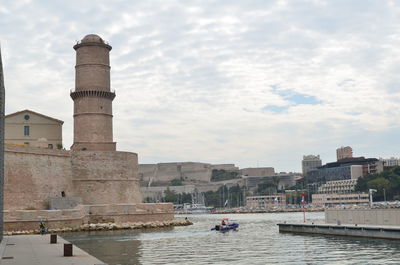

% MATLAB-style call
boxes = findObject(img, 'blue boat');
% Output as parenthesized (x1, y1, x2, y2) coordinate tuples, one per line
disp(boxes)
(211, 218, 239, 232)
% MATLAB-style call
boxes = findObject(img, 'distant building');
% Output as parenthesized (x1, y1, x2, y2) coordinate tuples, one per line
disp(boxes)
(5, 110, 63, 149)
(246, 194, 286, 209)
(302, 155, 322, 175)
(337, 146, 353, 161)
(306, 157, 383, 193)
(312, 193, 369, 207)
(243, 173, 299, 191)
(240, 167, 275, 177)
(380, 157, 400, 169)
(317, 179, 358, 194)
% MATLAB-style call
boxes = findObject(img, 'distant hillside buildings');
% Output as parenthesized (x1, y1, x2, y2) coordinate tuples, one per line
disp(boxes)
(380, 157, 400, 168)
(139, 162, 299, 202)
(302, 155, 322, 175)
(302, 147, 384, 207)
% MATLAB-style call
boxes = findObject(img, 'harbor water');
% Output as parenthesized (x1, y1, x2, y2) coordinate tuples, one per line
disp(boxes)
(63, 212, 400, 265)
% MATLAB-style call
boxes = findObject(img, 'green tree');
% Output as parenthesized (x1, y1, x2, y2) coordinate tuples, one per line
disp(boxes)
(164, 188, 178, 203)
(211, 169, 239, 182)
(356, 166, 400, 201)
(170, 178, 183, 186)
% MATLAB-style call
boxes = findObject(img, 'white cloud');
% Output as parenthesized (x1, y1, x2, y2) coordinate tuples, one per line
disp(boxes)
(2, 0, 400, 171)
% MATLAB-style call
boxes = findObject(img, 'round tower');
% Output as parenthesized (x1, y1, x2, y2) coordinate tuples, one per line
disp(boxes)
(70, 34, 116, 151)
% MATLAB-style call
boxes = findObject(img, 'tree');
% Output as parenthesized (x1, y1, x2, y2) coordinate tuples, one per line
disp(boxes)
(164, 187, 178, 203)
(211, 169, 239, 182)
(356, 166, 400, 201)
(170, 178, 183, 186)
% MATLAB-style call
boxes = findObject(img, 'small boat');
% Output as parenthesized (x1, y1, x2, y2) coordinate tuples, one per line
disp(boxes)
(211, 218, 239, 232)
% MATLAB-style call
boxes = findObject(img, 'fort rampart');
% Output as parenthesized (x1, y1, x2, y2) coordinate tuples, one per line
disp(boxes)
(4, 203, 173, 232)
(4, 145, 172, 231)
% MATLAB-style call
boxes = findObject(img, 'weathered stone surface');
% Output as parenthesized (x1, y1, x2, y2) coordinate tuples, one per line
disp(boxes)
(4, 203, 174, 232)
(71, 34, 115, 151)
(4, 146, 72, 211)
(71, 150, 141, 205)
(49, 197, 81, 210)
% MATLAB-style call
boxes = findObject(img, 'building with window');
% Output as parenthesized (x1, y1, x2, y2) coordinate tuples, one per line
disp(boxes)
(312, 193, 369, 207)
(246, 194, 286, 209)
(317, 179, 358, 194)
(380, 157, 400, 169)
(302, 155, 322, 176)
(336, 146, 353, 161)
(5, 110, 63, 149)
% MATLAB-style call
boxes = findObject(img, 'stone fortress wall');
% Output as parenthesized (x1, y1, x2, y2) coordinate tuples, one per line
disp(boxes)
(4, 145, 143, 210)
(240, 167, 275, 176)
(71, 150, 141, 205)
(4, 145, 172, 231)
(139, 162, 239, 185)
(5, 203, 173, 232)
(5, 145, 73, 211)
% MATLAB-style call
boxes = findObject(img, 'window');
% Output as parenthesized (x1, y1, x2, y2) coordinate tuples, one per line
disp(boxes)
(24, 114, 30, 120)
(24, 126, 30, 136)
(48, 144, 53, 149)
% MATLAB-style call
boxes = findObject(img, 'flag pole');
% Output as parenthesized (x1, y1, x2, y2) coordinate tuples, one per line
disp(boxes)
(301, 193, 306, 223)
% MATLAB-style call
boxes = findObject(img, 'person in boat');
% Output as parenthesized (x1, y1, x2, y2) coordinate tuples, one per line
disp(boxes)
(221, 219, 226, 226)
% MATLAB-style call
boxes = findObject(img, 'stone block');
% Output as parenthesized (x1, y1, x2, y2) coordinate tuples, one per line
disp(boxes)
(49, 197, 81, 210)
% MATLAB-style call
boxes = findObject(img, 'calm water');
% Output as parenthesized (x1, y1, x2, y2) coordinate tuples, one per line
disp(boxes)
(63, 212, 400, 265)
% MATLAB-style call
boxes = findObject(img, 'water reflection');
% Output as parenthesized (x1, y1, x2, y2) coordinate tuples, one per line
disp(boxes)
(63, 230, 144, 265)
(63, 213, 400, 265)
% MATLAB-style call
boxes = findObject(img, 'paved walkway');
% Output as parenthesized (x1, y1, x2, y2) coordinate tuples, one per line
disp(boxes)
(0, 234, 105, 265)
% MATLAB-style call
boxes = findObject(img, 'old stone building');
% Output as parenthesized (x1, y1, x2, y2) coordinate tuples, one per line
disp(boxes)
(5, 109, 63, 149)
(3, 34, 173, 231)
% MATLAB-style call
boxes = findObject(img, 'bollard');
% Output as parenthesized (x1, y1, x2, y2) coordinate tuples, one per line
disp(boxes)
(64, 244, 73, 257)
(50, 234, 57, 244)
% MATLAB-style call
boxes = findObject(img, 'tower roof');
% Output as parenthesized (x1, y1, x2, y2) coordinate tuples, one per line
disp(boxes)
(74, 34, 112, 50)
(81, 34, 105, 44)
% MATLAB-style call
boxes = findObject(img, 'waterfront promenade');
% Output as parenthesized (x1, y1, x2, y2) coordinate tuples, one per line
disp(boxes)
(0, 235, 104, 265)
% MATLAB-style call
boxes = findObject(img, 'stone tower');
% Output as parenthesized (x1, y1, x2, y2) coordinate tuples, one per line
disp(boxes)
(70, 34, 116, 151)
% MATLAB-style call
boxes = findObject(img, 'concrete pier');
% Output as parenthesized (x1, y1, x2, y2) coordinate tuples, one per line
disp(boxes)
(278, 223, 400, 240)
(0, 234, 105, 265)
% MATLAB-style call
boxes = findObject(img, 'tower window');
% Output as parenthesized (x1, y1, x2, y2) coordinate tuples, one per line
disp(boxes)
(24, 126, 30, 136)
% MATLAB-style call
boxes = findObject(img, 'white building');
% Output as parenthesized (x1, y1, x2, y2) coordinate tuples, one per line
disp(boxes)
(380, 157, 400, 167)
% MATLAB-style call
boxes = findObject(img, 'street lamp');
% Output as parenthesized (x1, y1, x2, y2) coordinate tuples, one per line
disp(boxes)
(369, 189, 377, 207)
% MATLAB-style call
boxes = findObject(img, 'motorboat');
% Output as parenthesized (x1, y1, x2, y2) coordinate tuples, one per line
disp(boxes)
(211, 218, 239, 232)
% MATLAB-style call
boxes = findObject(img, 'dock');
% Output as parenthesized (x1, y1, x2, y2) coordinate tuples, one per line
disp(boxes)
(278, 222, 400, 240)
(0, 234, 105, 265)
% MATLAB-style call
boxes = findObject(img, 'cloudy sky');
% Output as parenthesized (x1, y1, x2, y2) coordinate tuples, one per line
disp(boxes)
(1, 0, 400, 172)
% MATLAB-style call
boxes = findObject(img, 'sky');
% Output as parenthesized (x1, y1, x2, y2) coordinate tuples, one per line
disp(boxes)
(1, 0, 400, 172)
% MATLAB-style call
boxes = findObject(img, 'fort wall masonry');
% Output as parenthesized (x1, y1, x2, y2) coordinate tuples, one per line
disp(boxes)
(5, 146, 73, 211)
(72, 151, 141, 205)
(140, 162, 240, 185)
(4, 145, 172, 230)
(4, 146, 144, 210)
(4, 203, 173, 232)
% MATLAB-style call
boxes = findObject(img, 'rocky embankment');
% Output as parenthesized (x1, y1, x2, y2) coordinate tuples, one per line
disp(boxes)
(4, 218, 193, 236)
